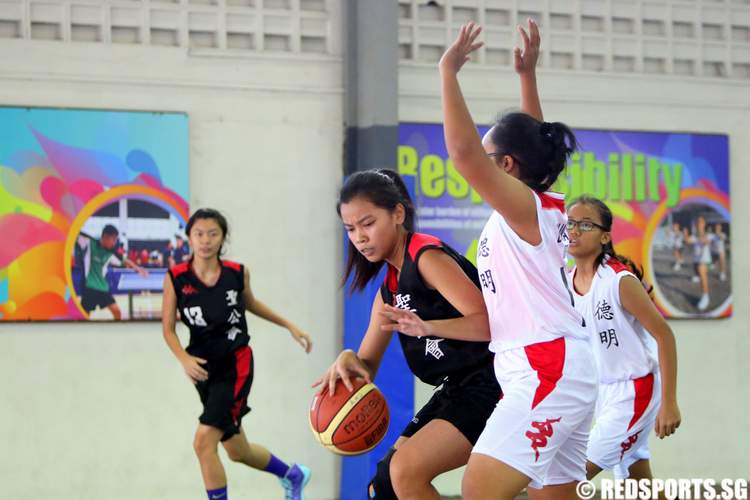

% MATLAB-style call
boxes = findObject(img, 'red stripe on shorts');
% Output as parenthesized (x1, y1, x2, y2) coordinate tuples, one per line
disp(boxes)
(231, 346, 252, 423)
(628, 372, 654, 431)
(524, 337, 566, 409)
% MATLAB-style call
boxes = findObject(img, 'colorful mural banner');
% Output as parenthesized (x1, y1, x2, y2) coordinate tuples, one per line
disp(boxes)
(0, 107, 189, 321)
(398, 123, 731, 319)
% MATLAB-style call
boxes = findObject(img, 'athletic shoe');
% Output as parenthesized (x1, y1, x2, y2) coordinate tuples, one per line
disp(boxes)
(697, 293, 710, 311)
(279, 463, 311, 500)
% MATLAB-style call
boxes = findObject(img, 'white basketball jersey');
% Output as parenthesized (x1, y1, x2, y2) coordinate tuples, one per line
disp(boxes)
(476, 190, 586, 353)
(573, 257, 658, 383)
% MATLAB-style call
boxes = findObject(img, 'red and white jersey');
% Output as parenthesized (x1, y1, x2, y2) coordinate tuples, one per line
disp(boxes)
(476, 190, 586, 353)
(572, 257, 658, 383)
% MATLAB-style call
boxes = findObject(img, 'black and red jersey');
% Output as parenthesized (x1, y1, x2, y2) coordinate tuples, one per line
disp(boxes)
(169, 259, 249, 361)
(380, 232, 493, 386)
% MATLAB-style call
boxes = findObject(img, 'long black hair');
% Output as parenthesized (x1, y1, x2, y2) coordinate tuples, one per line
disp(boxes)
(185, 208, 229, 256)
(568, 196, 649, 289)
(337, 169, 415, 292)
(488, 112, 577, 192)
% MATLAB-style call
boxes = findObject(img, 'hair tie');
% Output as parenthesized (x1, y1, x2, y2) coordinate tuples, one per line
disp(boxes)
(539, 121, 554, 138)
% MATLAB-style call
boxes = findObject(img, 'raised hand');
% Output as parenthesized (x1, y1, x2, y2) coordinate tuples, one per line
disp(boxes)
(514, 18, 541, 75)
(439, 22, 484, 74)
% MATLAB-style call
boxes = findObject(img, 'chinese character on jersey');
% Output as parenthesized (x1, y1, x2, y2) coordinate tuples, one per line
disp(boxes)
(228, 309, 242, 325)
(425, 338, 445, 360)
(478, 237, 490, 257)
(480, 270, 496, 293)
(594, 299, 614, 320)
(599, 328, 619, 348)
(394, 293, 417, 312)
(226, 327, 242, 341)
(225, 290, 239, 307)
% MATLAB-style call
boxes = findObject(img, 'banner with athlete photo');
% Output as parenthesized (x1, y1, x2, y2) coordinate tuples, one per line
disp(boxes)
(398, 123, 730, 319)
(0, 107, 189, 322)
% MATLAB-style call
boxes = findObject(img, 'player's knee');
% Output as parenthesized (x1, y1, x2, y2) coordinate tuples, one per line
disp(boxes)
(224, 445, 244, 463)
(461, 466, 484, 500)
(193, 431, 218, 460)
(390, 448, 427, 494)
(367, 448, 397, 500)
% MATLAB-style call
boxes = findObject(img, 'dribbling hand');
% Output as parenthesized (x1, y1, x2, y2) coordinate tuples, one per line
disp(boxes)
(312, 350, 372, 397)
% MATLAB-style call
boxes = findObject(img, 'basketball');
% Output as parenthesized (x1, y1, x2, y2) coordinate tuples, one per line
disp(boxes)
(309, 378, 389, 455)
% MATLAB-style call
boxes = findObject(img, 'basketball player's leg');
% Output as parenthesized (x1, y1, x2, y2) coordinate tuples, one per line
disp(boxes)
(586, 461, 603, 480)
(193, 424, 227, 490)
(462, 453, 531, 500)
(698, 263, 709, 294)
(628, 459, 653, 479)
(222, 427, 308, 486)
(222, 428, 271, 469)
(390, 419, 473, 499)
(527, 482, 580, 500)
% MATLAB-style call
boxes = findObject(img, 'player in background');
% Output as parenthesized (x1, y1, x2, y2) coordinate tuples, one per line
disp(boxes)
(566, 196, 681, 480)
(162, 208, 313, 500)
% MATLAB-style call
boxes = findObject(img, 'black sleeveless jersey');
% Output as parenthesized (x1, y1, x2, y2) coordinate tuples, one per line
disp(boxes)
(379, 232, 494, 386)
(169, 259, 250, 361)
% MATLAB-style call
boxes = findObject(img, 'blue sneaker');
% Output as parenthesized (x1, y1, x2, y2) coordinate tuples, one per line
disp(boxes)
(279, 463, 311, 500)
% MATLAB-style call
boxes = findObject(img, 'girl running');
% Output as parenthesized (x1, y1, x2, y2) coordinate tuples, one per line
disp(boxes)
(161, 208, 313, 500)
(668, 223, 684, 271)
(687, 216, 712, 311)
(566, 196, 681, 480)
(439, 20, 598, 499)
(711, 223, 728, 282)
(314, 169, 501, 500)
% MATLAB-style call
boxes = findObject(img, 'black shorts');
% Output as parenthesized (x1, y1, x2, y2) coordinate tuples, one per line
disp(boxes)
(194, 345, 254, 441)
(401, 362, 501, 445)
(81, 287, 115, 312)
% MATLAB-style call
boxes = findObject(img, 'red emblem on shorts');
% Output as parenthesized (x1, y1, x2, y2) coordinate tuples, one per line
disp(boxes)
(620, 431, 641, 460)
(182, 284, 198, 295)
(526, 417, 562, 462)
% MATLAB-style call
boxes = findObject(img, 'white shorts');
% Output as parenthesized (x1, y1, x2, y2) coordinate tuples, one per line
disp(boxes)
(472, 337, 598, 489)
(587, 372, 661, 479)
(694, 245, 712, 265)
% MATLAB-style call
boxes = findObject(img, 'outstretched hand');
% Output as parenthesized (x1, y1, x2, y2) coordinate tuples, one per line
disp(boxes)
(289, 325, 312, 353)
(439, 22, 483, 74)
(379, 304, 432, 338)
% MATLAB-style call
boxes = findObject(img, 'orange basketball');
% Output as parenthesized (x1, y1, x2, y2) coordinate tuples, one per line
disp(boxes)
(309, 378, 390, 455)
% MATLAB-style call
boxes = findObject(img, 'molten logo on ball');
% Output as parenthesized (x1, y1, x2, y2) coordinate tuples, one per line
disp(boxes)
(309, 379, 390, 455)
(343, 398, 381, 435)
